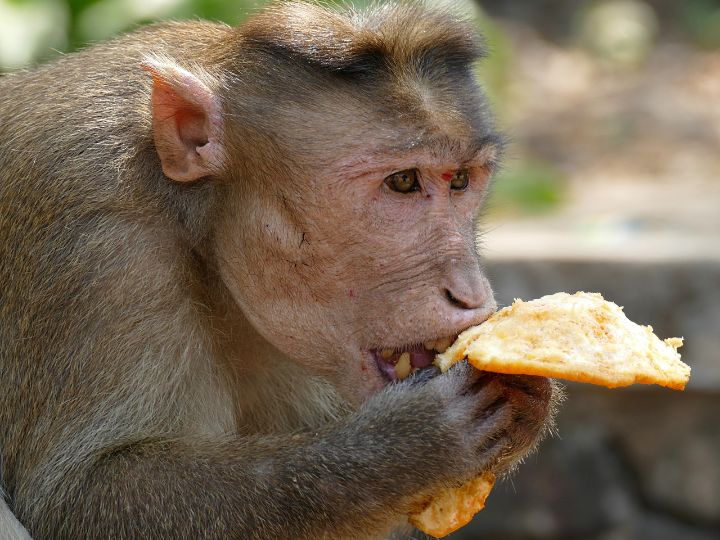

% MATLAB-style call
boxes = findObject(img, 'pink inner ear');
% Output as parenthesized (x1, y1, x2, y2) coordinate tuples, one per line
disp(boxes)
(142, 60, 224, 182)
(151, 76, 208, 146)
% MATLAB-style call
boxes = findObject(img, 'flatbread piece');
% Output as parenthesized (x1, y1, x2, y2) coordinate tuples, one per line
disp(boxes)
(411, 291, 690, 539)
(409, 472, 495, 538)
(435, 291, 689, 390)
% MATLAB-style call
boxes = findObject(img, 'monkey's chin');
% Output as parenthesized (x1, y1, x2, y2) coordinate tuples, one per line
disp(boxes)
(330, 351, 384, 406)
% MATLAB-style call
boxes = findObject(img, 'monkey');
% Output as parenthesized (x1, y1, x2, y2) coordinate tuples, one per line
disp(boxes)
(0, 2, 558, 539)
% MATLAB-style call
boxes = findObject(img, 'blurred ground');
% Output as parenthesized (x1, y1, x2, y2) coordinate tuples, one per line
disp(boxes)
(481, 3, 720, 263)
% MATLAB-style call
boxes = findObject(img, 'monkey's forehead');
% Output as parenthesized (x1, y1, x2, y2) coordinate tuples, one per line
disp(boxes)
(225, 80, 499, 175)
(225, 79, 499, 174)
(218, 2, 498, 167)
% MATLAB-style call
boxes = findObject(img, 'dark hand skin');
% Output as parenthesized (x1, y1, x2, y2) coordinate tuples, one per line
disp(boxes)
(0, 3, 558, 539)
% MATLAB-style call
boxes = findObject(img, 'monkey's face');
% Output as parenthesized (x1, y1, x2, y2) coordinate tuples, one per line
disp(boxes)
(214, 129, 501, 405)
(210, 53, 507, 404)
(325, 149, 500, 404)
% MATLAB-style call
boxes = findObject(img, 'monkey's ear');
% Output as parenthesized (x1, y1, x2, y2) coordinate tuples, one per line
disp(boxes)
(141, 57, 225, 183)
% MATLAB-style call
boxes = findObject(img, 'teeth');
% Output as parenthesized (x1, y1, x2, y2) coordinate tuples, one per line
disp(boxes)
(423, 340, 436, 350)
(395, 352, 411, 380)
(434, 337, 452, 353)
(380, 348, 394, 359)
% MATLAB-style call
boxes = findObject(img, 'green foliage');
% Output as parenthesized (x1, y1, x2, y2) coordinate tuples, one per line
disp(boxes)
(488, 161, 566, 216)
(474, 7, 513, 117)
(0, 0, 268, 67)
(682, 0, 720, 49)
(70, 0, 260, 47)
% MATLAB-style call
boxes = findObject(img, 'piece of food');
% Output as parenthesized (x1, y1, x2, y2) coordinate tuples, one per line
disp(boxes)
(409, 472, 495, 538)
(436, 291, 689, 390)
(410, 291, 690, 538)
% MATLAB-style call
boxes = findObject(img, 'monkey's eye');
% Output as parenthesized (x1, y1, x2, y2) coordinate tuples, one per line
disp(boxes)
(450, 170, 470, 191)
(385, 169, 420, 194)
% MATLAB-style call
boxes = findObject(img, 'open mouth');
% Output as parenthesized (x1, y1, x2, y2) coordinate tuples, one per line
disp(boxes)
(370, 336, 456, 381)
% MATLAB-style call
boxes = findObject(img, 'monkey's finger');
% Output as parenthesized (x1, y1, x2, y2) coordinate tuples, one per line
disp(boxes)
(409, 365, 440, 385)
(443, 360, 483, 392)
(496, 374, 554, 401)
(475, 434, 512, 473)
(469, 377, 510, 417)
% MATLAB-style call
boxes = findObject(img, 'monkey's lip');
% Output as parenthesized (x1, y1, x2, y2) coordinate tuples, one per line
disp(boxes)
(370, 336, 457, 382)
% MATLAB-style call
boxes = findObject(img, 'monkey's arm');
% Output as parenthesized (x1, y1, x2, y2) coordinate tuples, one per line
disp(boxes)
(16, 366, 533, 540)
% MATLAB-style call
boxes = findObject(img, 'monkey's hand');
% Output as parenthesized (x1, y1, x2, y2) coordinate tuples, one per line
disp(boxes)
(251, 361, 556, 537)
(338, 361, 556, 516)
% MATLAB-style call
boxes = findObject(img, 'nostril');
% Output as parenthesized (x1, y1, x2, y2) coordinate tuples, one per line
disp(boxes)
(445, 288, 473, 310)
(443, 268, 493, 311)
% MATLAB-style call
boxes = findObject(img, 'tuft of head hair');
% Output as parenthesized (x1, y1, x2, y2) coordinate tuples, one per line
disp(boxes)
(236, 1, 485, 79)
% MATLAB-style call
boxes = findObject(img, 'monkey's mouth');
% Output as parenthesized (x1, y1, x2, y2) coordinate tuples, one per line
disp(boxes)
(371, 336, 456, 381)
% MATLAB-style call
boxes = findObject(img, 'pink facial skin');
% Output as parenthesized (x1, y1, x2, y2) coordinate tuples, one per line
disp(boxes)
(216, 140, 499, 405)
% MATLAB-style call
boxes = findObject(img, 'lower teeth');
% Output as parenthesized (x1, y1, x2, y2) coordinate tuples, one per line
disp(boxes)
(395, 352, 412, 379)
(377, 335, 455, 381)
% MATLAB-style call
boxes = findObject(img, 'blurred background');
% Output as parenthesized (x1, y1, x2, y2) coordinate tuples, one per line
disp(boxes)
(1, 0, 718, 538)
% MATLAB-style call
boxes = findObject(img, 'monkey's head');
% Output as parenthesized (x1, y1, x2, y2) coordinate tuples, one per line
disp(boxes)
(146, 3, 502, 405)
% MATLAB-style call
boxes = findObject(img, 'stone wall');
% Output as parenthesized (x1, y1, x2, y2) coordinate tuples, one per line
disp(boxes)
(447, 259, 720, 540)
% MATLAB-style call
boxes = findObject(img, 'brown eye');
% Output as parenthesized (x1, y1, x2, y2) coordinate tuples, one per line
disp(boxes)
(450, 170, 469, 191)
(385, 169, 420, 193)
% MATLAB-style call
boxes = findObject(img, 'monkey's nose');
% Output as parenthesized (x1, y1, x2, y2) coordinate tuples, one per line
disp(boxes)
(443, 269, 492, 310)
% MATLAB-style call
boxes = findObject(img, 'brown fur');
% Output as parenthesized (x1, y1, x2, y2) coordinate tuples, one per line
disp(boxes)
(0, 2, 557, 539)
